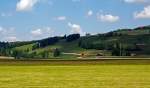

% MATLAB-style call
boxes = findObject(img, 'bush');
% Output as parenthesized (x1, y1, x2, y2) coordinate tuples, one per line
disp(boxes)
(53, 48, 60, 57)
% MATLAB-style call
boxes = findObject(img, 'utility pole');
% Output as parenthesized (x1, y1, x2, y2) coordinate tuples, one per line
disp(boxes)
(120, 43, 122, 56)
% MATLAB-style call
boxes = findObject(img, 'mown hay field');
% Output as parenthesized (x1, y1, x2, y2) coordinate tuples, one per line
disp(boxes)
(0, 59, 150, 88)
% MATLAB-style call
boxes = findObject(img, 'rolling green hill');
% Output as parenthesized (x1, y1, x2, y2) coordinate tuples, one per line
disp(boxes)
(1, 25, 150, 59)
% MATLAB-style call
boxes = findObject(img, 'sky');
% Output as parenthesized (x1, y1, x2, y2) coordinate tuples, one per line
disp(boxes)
(0, 0, 150, 42)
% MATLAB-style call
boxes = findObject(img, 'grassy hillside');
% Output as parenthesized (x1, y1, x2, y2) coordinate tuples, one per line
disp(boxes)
(5, 25, 150, 59)
(13, 39, 102, 59)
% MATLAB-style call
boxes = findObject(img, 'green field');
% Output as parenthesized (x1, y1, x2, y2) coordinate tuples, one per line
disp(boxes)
(0, 59, 150, 88)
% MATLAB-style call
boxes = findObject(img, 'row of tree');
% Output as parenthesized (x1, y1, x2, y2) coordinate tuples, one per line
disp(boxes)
(33, 34, 80, 49)
(11, 48, 61, 59)
(78, 36, 142, 56)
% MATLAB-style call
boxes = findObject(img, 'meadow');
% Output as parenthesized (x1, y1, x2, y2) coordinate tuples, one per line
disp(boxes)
(0, 59, 150, 88)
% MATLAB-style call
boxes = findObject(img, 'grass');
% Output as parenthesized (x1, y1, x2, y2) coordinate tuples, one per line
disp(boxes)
(14, 43, 35, 51)
(13, 39, 112, 59)
(0, 59, 150, 87)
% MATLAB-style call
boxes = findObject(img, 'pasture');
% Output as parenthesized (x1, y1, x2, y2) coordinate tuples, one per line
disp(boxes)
(0, 59, 150, 88)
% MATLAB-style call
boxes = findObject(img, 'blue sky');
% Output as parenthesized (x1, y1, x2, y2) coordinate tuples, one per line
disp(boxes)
(0, 0, 150, 42)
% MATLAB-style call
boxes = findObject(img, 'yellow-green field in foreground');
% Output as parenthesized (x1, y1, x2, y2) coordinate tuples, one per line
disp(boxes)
(0, 59, 150, 88)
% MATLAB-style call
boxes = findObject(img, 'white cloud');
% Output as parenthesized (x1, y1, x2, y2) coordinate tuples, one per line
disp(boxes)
(0, 26, 17, 42)
(16, 0, 39, 11)
(55, 16, 66, 21)
(124, 0, 148, 3)
(31, 29, 42, 36)
(1, 12, 12, 17)
(0, 27, 4, 33)
(134, 5, 150, 19)
(45, 27, 54, 35)
(68, 22, 85, 35)
(0, 26, 7, 35)
(97, 14, 120, 23)
(5, 36, 17, 42)
(0, 26, 15, 35)
(30, 27, 54, 39)
(87, 10, 93, 17)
